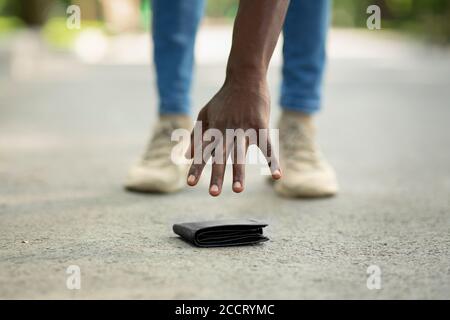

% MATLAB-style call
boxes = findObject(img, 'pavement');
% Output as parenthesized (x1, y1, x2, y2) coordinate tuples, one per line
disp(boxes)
(0, 28, 449, 299)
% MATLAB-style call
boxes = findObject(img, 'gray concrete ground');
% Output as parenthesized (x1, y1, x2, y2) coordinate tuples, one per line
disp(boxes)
(1, 30, 450, 299)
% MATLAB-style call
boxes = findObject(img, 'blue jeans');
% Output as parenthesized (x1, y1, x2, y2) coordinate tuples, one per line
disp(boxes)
(152, 0, 330, 115)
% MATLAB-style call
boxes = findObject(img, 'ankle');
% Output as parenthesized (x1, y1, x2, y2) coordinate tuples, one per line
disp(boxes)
(282, 110, 314, 121)
(158, 114, 192, 129)
(159, 113, 191, 121)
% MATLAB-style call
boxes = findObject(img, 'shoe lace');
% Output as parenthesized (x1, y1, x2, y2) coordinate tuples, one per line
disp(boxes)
(281, 118, 319, 164)
(143, 121, 178, 162)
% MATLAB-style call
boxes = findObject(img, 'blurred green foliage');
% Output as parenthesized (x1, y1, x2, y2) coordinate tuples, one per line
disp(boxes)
(0, 16, 23, 34)
(0, 0, 449, 43)
(205, 0, 450, 43)
(332, 0, 450, 43)
(206, 0, 239, 19)
(41, 17, 104, 48)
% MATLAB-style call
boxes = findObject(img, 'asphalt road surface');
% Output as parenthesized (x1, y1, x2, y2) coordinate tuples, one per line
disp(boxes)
(1, 31, 449, 299)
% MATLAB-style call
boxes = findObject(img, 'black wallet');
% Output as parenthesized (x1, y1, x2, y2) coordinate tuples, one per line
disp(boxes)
(173, 219, 269, 247)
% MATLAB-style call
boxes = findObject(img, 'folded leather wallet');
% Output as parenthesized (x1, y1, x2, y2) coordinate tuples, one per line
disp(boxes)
(173, 219, 269, 247)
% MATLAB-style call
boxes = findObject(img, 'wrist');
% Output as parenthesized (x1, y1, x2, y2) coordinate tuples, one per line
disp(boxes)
(225, 65, 267, 89)
(222, 72, 270, 106)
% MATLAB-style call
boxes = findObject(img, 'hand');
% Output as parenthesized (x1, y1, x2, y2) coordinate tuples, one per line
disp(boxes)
(185, 81, 282, 196)
(184, 0, 289, 196)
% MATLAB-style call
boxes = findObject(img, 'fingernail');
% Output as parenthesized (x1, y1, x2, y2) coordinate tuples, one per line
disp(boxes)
(187, 175, 196, 184)
(210, 185, 219, 193)
(233, 181, 242, 190)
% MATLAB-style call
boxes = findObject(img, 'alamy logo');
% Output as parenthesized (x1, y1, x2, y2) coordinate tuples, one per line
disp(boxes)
(66, 5, 81, 30)
(366, 265, 382, 290)
(66, 265, 81, 290)
(366, 5, 381, 30)
(170, 123, 279, 175)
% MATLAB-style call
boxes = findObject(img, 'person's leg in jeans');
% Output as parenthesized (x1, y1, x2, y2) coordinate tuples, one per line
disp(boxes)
(153, 0, 205, 115)
(126, 0, 205, 193)
(275, 0, 338, 197)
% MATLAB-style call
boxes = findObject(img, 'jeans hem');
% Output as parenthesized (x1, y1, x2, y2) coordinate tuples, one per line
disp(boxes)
(159, 102, 191, 115)
(280, 97, 321, 115)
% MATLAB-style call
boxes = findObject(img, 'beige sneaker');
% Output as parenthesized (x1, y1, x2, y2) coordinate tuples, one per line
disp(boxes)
(125, 115, 192, 193)
(274, 111, 338, 198)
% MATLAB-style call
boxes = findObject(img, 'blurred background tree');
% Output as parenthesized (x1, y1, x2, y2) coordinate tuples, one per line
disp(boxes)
(332, 0, 450, 43)
(0, 0, 449, 43)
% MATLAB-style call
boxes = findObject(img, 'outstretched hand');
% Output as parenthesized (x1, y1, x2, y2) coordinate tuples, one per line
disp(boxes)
(185, 81, 281, 196)
(185, 0, 289, 196)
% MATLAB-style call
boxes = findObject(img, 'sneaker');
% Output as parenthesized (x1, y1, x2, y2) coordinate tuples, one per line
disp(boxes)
(125, 115, 192, 193)
(274, 110, 338, 198)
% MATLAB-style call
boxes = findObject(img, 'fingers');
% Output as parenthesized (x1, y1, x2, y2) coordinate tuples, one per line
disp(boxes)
(187, 124, 280, 194)
(187, 162, 206, 186)
(209, 139, 233, 196)
(232, 136, 247, 193)
(185, 121, 202, 159)
(185, 130, 195, 159)
(186, 140, 213, 186)
(259, 134, 282, 180)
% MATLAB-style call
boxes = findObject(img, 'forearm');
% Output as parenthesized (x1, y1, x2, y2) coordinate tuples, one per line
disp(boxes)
(225, 0, 290, 85)
(187, 1, 286, 195)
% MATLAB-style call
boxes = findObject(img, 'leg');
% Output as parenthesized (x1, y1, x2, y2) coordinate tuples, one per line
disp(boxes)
(125, 0, 204, 193)
(275, 0, 338, 198)
(152, 0, 205, 115)
(280, 0, 331, 114)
